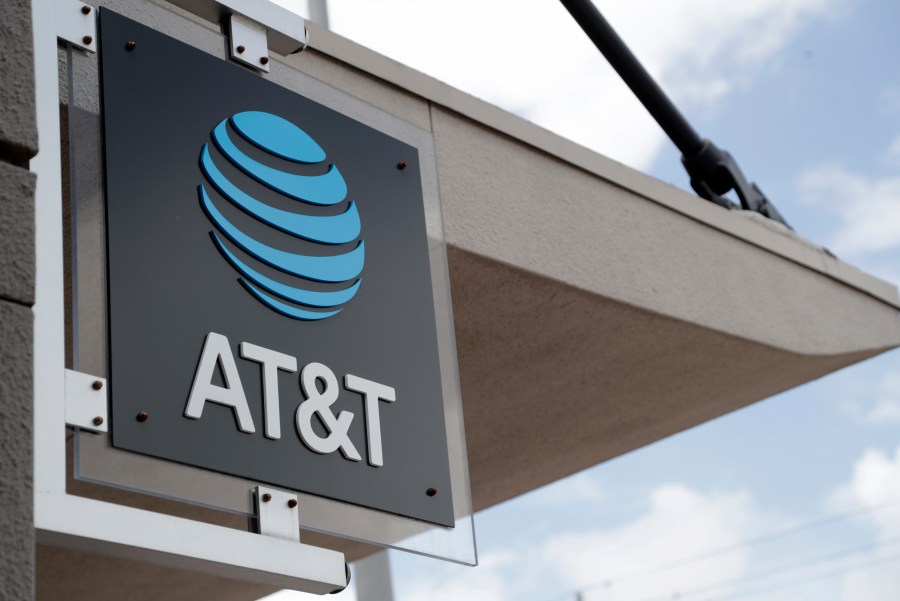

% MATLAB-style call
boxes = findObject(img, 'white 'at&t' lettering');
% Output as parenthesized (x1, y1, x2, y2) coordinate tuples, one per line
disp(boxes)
(184, 332, 396, 467)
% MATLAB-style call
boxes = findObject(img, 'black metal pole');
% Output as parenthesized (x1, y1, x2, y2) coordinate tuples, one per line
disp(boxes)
(558, 0, 792, 228)
(558, 0, 704, 157)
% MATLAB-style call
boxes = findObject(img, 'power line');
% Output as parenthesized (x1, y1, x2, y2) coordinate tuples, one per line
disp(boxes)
(636, 534, 900, 601)
(702, 550, 900, 601)
(549, 496, 900, 600)
(538, 496, 900, 601)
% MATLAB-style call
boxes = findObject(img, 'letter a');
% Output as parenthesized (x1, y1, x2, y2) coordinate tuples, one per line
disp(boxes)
(184, 332, 256, 433)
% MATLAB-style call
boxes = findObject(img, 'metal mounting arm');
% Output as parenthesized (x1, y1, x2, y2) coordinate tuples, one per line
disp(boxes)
(682, 138, 791, 226)
(558, 0, 791, 229)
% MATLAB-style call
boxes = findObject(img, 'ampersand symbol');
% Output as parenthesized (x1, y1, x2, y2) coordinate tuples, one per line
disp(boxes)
(295, 362, 362, 461)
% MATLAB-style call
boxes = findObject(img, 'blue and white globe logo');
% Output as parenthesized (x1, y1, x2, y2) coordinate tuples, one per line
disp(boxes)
(198, 111, 363, 320)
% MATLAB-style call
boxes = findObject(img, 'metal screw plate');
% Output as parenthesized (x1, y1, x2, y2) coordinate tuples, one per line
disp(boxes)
(64, 370, 108, 433)
(228, 13, 270, 73)
(55, 0, 97, 53)
(254, 486, 301, 542)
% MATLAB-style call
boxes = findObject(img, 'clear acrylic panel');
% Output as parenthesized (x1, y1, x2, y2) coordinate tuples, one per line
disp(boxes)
(66, 0, 475, 565)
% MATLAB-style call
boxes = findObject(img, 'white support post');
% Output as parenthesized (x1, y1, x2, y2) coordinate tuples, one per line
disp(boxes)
(307, 0, 329, 28)
(354, 550, 395, 601)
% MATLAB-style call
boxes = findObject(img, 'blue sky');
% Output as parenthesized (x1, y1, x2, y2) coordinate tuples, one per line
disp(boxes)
(266, 1, 900, 599)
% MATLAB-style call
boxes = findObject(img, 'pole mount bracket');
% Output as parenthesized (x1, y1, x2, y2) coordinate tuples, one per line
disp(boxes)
(682, 139, 792, 229)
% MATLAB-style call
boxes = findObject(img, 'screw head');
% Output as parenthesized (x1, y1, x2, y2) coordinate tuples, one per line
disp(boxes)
(82, 35, 93, 45)
(287, 498, 298, 509)
(136, 411, 149, 422)
(426, 487, 438, 497)
(396, 161, 408, 170)
(92, 416, 104, 427)
(236, 45, 245, 54)
(91, 380, 103, 390)
(125, 40, 136, 51)
(260, 56, 269, 65)
(261, 493, 272, 503)
(81, 5, 91, 14)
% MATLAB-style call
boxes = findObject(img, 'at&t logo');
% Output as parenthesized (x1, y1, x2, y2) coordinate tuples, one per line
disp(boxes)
(198, 111, 363, 320)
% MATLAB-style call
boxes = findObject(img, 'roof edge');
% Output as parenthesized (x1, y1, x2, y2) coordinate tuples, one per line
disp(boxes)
(303, 22, 900, 310)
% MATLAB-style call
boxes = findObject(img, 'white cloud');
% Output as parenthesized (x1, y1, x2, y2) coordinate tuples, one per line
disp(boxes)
(829, 446, 900, 601)
(840, 447, 900, 525)
(387, 484, 778, 601)
(399, 550, 515, 601)
(519, 469, 605, 508)
(826, 446, 900, 538)
(861, 368, 900, 425)
(541, 484, 766, 600)
(865, 399, 900, 424)
(839, 363, 900, 426)
(324, 0, 835, 171)
(797, 165, 900, 257)
(841, 565, 900, 601)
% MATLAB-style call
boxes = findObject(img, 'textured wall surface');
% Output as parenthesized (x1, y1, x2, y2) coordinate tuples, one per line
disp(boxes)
(0, 0, 37, 600)
(0, 303, 34, 601)
(0, 0, 38, 165)
(0, 163, 36, 306)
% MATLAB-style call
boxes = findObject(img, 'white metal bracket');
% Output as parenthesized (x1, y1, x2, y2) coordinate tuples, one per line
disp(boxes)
(55, 0, 97, 53)
(64, 369, 107, 433)
(165, 0, 308, 56)
(229, 13, 270, 73)
(255, 486, 301, 542)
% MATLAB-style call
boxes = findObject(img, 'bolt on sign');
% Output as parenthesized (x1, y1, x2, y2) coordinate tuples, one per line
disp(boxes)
(100, 10, 454, 526)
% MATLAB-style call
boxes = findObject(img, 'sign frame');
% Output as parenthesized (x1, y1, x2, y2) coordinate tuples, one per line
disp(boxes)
(99, 9, 456, 527)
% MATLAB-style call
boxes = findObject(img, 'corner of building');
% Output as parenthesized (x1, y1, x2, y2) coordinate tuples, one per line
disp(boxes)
(0, 1, 38, 599)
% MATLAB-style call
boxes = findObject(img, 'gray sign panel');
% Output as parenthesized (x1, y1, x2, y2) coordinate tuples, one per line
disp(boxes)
(100, 9, 453, 526)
